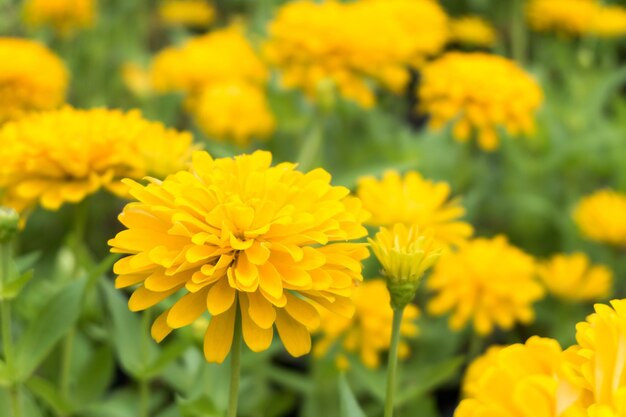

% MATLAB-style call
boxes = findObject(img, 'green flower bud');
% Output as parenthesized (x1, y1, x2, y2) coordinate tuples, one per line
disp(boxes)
(0, 207, 19, 243)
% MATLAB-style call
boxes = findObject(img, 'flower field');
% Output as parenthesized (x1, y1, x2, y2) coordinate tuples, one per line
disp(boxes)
(1, 0, 626, 416)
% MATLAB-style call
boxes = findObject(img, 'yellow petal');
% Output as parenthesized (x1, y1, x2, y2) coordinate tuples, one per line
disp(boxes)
(240, 295, 273, 352)
(128, 285, 180, 311)
(246, 290, 276, 329)
(275, 309, 311, 357)
(167, 288, 209, 328)
(284, 293, 320, 330)
(152, 309, 173, 342)
(207, 278, 236, 315)
(204, 302, 236, 363)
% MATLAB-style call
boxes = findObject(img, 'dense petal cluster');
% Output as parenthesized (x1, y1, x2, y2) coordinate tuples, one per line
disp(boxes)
(418, 52, 543, 151)
(573, 189, 626, 247)
(158, 0, 216, 28)
(449, 16, 497, 47)
(0, 107, 194, 213)
(23, 0, 96, 36)
(538, 252, 612, 302)
(109, 150, 370, 363)
(357, 170, 473, 248)
(427, 236, 543, 335)
(264, 0, 448, 107)
(314, 279, 418, 369)
(0, 38, 68, 124)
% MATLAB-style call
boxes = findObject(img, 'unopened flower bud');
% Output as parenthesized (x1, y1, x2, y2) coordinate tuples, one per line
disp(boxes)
(0, 207, 19, 243)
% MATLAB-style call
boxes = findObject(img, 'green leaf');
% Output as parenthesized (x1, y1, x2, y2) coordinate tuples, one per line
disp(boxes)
(262, 364, 313, 394)
(395, 356, 465, 407)
(177, 394, 221, 417)
(143, 339, 191, 379)
(73, 344, 115, 406)
(14, 251, 41, 274)
(339, 373, 366, 417)
(0, 269, 34, 300)
(26, 375, 73, 415)
(14, 279, 86, 381)
(0, 360, 10, 387)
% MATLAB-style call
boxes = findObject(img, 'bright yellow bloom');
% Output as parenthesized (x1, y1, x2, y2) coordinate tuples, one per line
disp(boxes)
(158, 0, 216, 28)
(0, 107, 194, 213)
(573, 189, 626, 247)
(314, 279, 419, 369)
(357, 170, 473, 248)
(449, 16, 497, 47)
(590, 5, 626, 38)
(264, 0, 448, 108)
(191, 81, 275, 146)
(526, 0, 597, 35)
(108, 150, 370, 363)
(0, 38, 68, 124)
(418, 52, 543, 151)
(120, 62, 153, 98)
(538, 252, 612, 302)
(427, 236, 543, 335)
(23, 0, 96, 36)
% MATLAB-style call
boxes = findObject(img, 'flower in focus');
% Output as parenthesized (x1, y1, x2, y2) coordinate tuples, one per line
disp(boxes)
(538, 252, 612, 302)
(0, 107, 194, 213)
(314, 279, 419, 369)
(418, 52, 543, 151)
(590, 5, 626, 38)
(573, 189, 626, 247)
(158, 0, 216, 29)
(357, 170, 473, 248)
(448, 16, 497, 48)
(109, 150, 370, 363)
(427, 236, 542, 335)
(191, 81, 275, 146)
(0, 38, 68, 124)
(23, 0, 96, 36)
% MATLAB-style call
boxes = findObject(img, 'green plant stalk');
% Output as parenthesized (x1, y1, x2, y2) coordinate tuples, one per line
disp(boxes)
(1, 242, 21, 417)
(139, 310, 152, 417)
(226, 306, 242, 417)
(511, 0, 527, 64)
(384, 307, 404, 417)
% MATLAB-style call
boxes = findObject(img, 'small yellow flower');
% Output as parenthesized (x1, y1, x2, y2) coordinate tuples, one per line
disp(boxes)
(314, 279, 419, 369)
(590, 5, 626, 38)
(449, 16, 497, 47)
(526, 0, 598, 35)
(418, 52, 543, 151)
(538, 252, 612, 302)
(120, 62, 153, 98)
(109, 150, 370, 363)
(427, 236, 543, 335)
(357, 170, 473, 248)
(573, 189, 626, 247)
(158, 0, 216, 29)
(23, 0, 96, 36)
(0, 38, 68, 124)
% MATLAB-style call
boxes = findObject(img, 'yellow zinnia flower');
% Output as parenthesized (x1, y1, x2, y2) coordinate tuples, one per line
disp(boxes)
(108, 150, 370, 363)
(418, 52, 543, 151)
(538, 252, 612, 302)
(23, 0, 96, 36)
(158, 0, 216, 29)
(573, 189, 626, 247)
(427, 236, 543, 335)
(449, 16, 497, 47)
(0, 107, 194, 213)
(357, 170, 473, 248)
(0, 38, 68, 124)
(590, 5, 626, 38)
(314, 279, 419, 369)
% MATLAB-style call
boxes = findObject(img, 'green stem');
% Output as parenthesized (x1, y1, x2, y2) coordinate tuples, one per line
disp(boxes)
(139, 310, 152, 417)
(139, 378, 149, 417)
(59, 329, 75, 405)
(1, 242, 20, 417)
(296, 122, 324, 173)
(384, 307, 404, 417)
(467, 332, 484, 362)
(226, 305, 242, 417)
(511, 0, 527, 64)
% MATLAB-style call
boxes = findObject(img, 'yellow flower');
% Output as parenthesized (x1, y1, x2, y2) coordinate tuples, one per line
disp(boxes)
(190, 81, 275, 146)
(158, 0, 216, 29)
(573, 189, 626, 247)
(120, 62, 153, 98)
(538, 252, 612, 302)
(0, 38, 68, 124)
(418, 52, 543, 151)
(0, 107, 194, 213)
(264, 0, 447, 108)
(108, 150, 370, 363)
(314, 279, 419, 369)
(590, 5, 626, 38)
(356, 170, 473, 248)
(449, 16, 497, 47)
(23, 0, 96, 36)
(427, 236, 543, 335)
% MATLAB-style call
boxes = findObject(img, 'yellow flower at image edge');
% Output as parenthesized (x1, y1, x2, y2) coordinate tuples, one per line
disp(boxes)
(23, 0, 96, 35)
(574, 189, 626, 246)
(109, 150, 370, 363)
(449, 16, 497, 47)
(158, 0, 216, 29)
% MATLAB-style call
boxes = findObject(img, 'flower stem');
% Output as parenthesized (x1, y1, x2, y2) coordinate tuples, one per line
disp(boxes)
(511, 0, 527, 64)
(384, 307, 404, 417)
(139, 310, 152, 417)
(226, 306, 242, 417)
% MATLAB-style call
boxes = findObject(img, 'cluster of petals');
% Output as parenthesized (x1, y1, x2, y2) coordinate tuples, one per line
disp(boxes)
(418, 52, 543, 151)
(157, 0, 216, 29)
(109, 150, 370, 363)
(22, 0, 96, 36)
(448, 16, 497, 48)
(573, 189, 626, 247)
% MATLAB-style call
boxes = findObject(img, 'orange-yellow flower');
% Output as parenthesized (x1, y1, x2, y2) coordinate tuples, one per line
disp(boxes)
(109, 150, 370, 363)
(23, 0, 96, 36)
(158, 0, 216, 29)
(573, 189, 626, 247)
(449, 16, 497, 47)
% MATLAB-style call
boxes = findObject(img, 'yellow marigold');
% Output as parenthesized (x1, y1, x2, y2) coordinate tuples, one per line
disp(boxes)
(449, 16, 497, 47)
(590, 5, 626, 38)
(0, 107, 194, 213)
(264, 0, 448, 108)
(356, 170, 473, 248)
(456, 336, 583, 417)
(427, 236, 543, 335)
(538, 252, 612, 302)
(158, 0, 216, 28)
(314, 279, 419, 369)
(108, 150, 370, 363)
(191, 81, 275, 146)
(0, 38, 68, 124)
(526, 0, 598, 36)
(573, 189, 626, 247)
(418, 52, 543, 151)
(23, 0, 96, 36)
